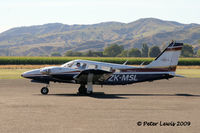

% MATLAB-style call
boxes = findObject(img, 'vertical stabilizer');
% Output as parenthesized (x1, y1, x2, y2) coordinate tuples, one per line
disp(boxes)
(145, 41, 183, 72)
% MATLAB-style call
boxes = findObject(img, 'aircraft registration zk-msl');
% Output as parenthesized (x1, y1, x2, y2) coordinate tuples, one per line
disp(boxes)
(21, 41, 183, 95)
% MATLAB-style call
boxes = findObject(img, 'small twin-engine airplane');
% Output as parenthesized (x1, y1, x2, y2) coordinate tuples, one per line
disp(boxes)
(21, 41, 183, 95)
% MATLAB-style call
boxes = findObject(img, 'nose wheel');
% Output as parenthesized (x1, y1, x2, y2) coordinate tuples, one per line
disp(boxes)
(41, 87, 49, 95)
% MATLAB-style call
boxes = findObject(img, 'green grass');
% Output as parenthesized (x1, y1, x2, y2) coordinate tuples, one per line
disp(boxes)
(0, 68, 199, 79)
(176, 69, 200, 78)
(0, 69, 30, 79)
(0, 57, 200, 65)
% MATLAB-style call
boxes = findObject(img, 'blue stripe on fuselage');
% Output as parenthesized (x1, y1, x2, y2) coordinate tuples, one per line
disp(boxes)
(103, 73, 172, 85)
(26, 73, 173, 85)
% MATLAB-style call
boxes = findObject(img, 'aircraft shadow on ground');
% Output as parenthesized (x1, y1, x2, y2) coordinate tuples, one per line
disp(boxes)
(46, 93, 200, 99)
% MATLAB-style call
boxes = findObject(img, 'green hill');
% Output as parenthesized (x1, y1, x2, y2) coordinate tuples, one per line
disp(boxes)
(0, 18, 200, 56)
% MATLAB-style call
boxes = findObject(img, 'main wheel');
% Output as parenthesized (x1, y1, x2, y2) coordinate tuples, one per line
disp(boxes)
(41, 87, 49, 95)
(78, 85, 87, 94)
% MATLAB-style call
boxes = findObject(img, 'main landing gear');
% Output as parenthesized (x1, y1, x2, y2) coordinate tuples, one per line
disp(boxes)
(78, 84, 93, 95)
(41, 84, 49, 95)
(78, 73, 94, 95)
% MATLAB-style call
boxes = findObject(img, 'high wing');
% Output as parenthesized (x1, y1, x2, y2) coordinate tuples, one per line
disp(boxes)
(74, 69, 113, 84)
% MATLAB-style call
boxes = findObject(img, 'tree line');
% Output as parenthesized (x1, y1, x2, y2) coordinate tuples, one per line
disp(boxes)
(51, 43, 199, 57)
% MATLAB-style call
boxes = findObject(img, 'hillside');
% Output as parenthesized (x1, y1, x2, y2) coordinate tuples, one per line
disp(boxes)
(0, 18, 200, 56)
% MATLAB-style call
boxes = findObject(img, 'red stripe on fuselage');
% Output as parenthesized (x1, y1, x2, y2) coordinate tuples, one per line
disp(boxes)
(166, 47, 182, 51)
(61, 71, 81, 74)
(120, 66, 176, 72)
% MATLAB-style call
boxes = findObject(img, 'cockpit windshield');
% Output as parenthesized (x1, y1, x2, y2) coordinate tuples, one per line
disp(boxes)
(61, 61, 74, 68)
(61, 61, 87, 70)
(61, 60, 118, 71)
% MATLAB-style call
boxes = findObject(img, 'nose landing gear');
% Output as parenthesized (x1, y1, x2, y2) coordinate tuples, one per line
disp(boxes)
(41, 84, 50, 95)
(41, 87, 49, 95)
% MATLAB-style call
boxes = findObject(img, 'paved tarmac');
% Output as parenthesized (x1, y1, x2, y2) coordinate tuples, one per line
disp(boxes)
(0, 78, 200, 133)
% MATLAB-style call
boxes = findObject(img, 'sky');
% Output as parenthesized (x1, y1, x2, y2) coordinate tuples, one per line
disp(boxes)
(0, 0, 200, 33)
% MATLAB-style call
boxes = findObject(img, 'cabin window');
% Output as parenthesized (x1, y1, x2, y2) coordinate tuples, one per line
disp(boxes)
(88, 64, 96, 69)
(70, 62, 88, 69)
(101, 66, 110, 71)
(81, 63, 87, 69)
(115, 69, 121, 73)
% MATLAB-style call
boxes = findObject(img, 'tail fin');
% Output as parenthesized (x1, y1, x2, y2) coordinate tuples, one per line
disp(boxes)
(145, 41, 183, 72)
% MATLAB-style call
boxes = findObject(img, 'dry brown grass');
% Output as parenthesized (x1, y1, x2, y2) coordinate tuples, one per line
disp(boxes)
(177, 66, 200, 69)
(0, 65, 58, 69)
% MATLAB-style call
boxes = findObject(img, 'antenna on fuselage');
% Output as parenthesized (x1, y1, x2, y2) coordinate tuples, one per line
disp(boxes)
(123, 60, 128, 65)
(140, 61, 145, 66)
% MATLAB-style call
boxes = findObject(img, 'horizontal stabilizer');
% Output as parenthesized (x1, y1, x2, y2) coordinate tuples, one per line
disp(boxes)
(174, 74, 185, 78)
(169, 73, 185, 78)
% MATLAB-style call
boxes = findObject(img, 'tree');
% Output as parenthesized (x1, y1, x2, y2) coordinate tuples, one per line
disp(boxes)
(92, 51, 103, 57)
(181, 44, 194, 57)
(118, 48, 141, 57)
(197, 49, 200, 57)
(64, 50, 82, 56)
(83, 50, 103, 57)
(103, 44, 124, 57)
(127, 48, 141, 57)
(118, 50, 128, 57)
(73, 52, 82, 56)
(84, 50, 94, 57)
(141, 43, 149, 57)
(51, 52, 61, 56)
(64, 50, 73, 56)
(149, 46, 161, 57)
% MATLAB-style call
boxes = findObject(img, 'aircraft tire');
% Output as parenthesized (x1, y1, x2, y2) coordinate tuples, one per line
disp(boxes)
(86, 91, 93, 95)
(78, 85, 87, 94)
(41, 87, 49, 95)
